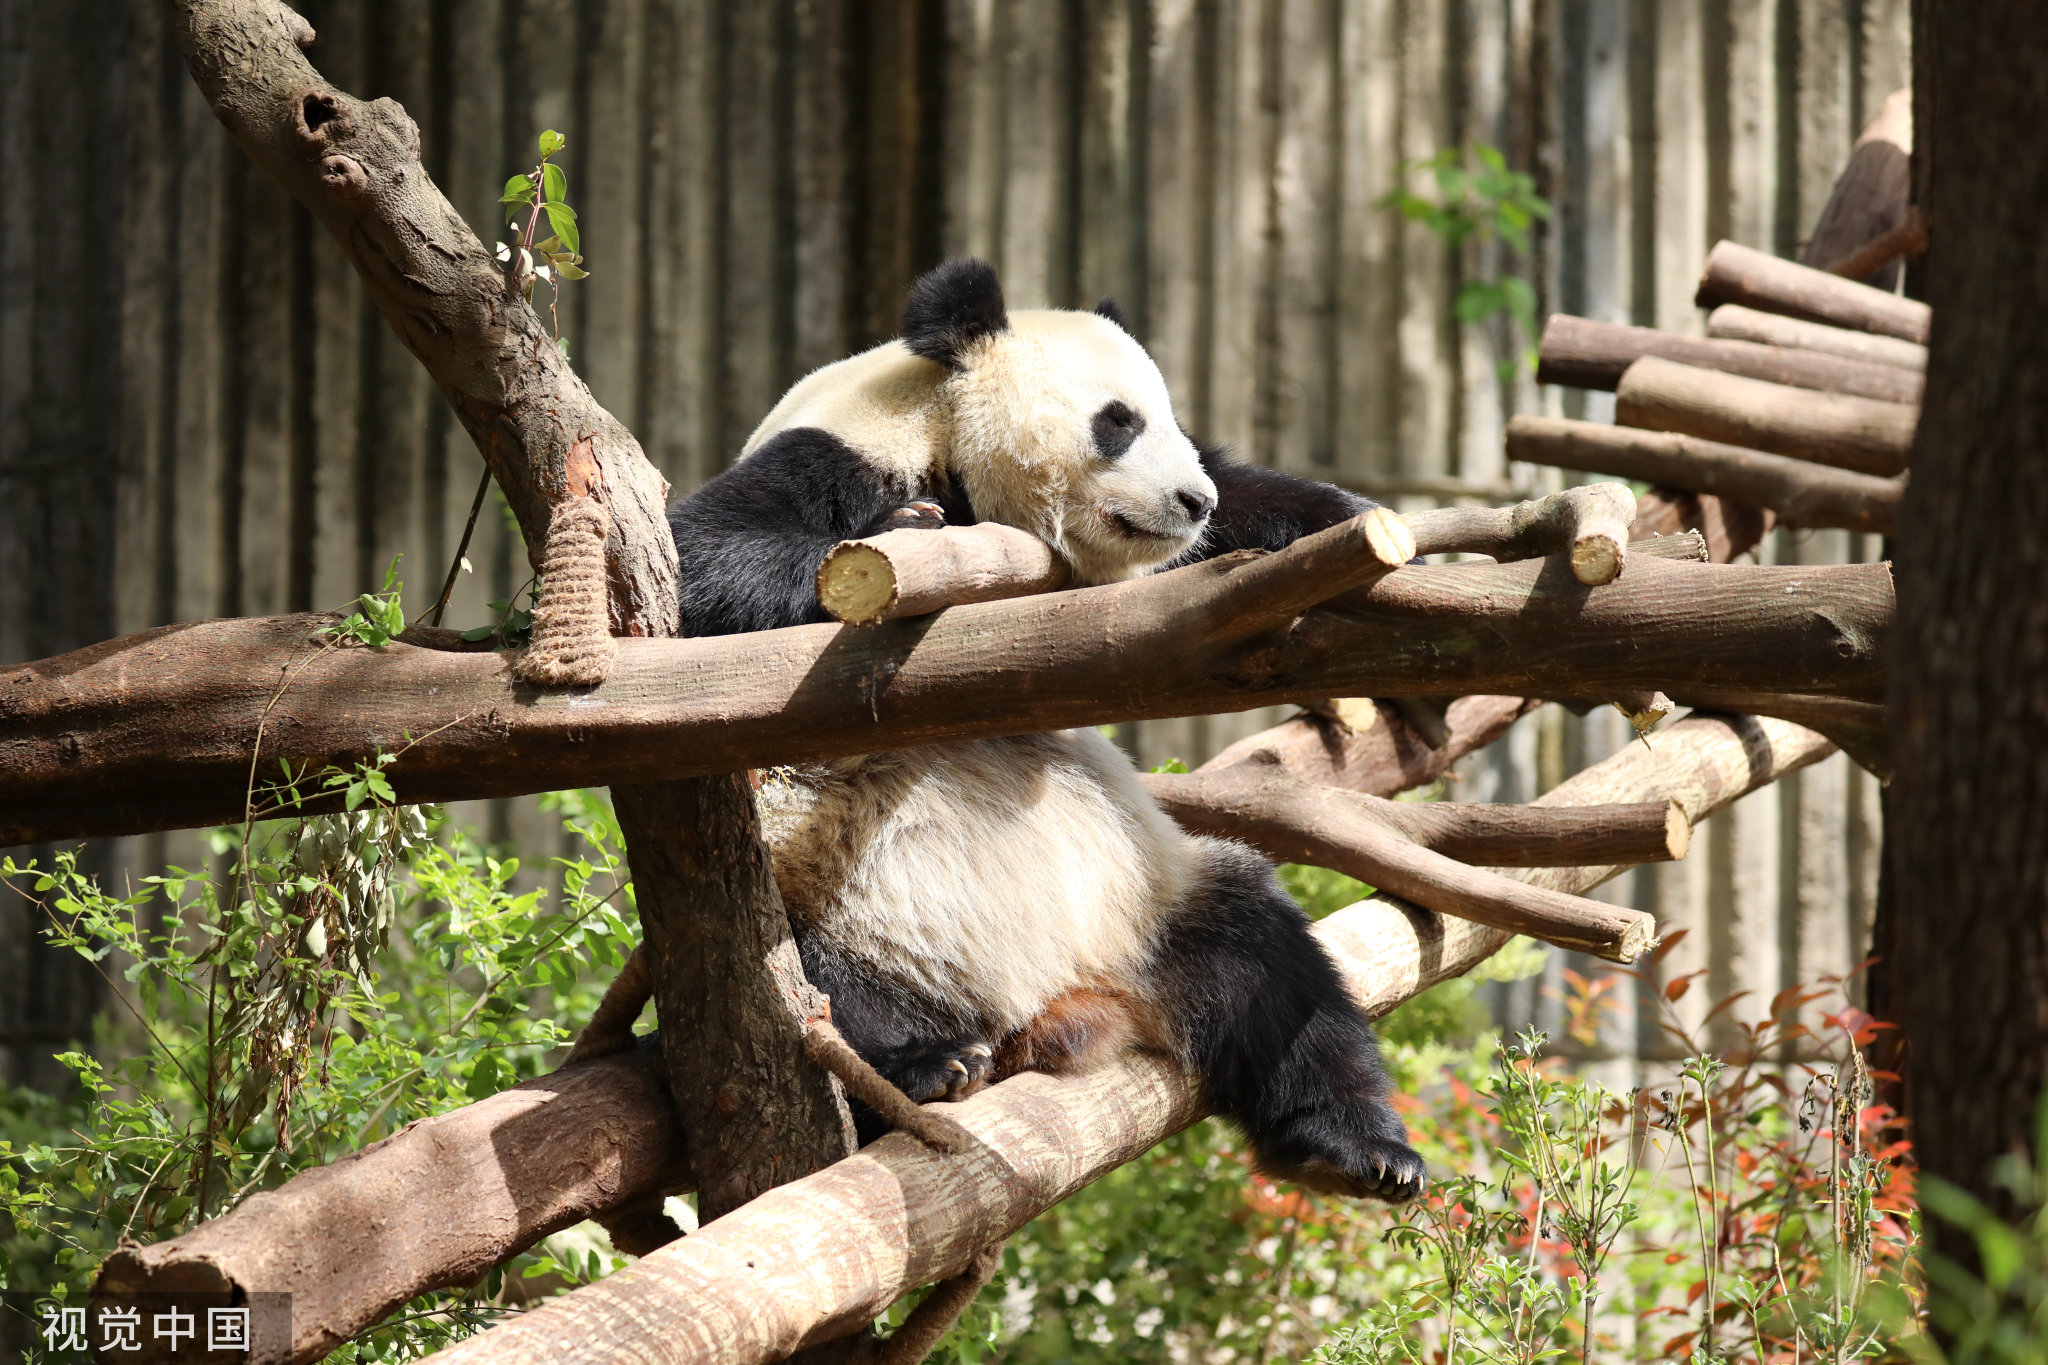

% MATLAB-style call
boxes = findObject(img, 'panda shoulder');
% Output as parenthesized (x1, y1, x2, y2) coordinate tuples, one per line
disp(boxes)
(740, 340, 950, 484)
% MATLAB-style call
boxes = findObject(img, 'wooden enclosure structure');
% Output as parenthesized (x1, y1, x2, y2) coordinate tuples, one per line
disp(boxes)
(0, 0, 1907, 1084)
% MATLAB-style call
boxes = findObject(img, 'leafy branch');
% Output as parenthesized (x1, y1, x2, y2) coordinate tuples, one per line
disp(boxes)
(497, 129, 589, 359)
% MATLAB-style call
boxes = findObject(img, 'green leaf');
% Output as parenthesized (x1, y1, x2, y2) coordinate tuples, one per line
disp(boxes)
(460, 624, 497, 642)
(546, 202, 580, 255)
(538, 129, 566, 157)
(555, 259, 589, 281)
(542, 162, 567, 206)
(500, 174, 536, 206)
(1455, 281, 1504, 323)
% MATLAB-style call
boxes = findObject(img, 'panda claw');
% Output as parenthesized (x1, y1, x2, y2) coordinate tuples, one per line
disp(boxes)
(947, 1059, 970, 1076)
(962, 1043, 993, 1059)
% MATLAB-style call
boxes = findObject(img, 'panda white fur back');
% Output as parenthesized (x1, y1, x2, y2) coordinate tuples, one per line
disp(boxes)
(666, 259, 1426, 1202)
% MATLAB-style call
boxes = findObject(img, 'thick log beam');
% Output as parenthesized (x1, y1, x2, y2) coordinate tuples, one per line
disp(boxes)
(1705, 304, 1927, 373)
(1536, 314, 1923, 404)
(1616, 356, 1918, 477)
(407, 714, 1834, 1365)
(0, 553, 1892, 847)
(1508, 416, 1904, 535)
(1694, 239, 1932, 345)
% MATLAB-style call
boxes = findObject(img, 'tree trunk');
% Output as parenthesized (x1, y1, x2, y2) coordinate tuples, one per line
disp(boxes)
(1891, 0, 2048, 1249)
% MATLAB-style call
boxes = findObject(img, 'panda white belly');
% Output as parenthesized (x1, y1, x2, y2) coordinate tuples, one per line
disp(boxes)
(756, 730, 1192, 1034)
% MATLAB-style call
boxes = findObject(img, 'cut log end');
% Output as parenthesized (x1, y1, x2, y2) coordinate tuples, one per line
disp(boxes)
(1663, 800, 1692, 861)
(1615, 915, 1662, 964)
(1362, 506, 1417, 566)
(1570, 533, 1624, 586)
(816, 542, 901, 627)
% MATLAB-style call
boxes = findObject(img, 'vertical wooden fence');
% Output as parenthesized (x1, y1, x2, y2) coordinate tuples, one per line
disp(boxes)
(0, 0, 1904, 1085)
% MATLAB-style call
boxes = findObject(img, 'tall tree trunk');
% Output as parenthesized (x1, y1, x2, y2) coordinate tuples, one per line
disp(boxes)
(1891, 0, 2048, 1231)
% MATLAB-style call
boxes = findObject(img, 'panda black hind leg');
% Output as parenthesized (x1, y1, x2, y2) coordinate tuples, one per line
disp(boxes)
(1157, 840, 1426, 1203)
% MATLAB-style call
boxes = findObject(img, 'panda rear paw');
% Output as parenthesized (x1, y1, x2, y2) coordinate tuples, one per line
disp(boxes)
(1267, 1137, 1428, 1205)
(875, 500, 946, 532)
(873, 1038, 996, 1102)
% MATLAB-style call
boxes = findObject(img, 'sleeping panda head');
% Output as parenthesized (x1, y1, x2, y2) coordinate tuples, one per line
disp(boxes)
(903, 259, 1217, 586)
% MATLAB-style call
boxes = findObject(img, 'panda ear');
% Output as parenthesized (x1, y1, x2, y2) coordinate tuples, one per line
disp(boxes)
(1093, 296, 1132, 332)
(903, 258, 1009, 370)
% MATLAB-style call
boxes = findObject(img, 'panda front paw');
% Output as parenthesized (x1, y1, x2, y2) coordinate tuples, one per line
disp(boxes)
(873, 1038, 996, 1103)
(875, 500, 946, 532)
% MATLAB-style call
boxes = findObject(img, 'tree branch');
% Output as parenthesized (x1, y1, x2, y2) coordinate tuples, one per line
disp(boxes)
(1141, 762, 1674, 961)
(168, 0, 676, 633)
(1536, 313, 1922, 404)
(1705, 304, 1926, 373)
(0, 554, 1892, 846)
(816, 525, 1071, 625)
(1508, 416, 1904, 535)
(1616, 356, 1918, 477)
(1406, 484, 1639, 584)
(1694, 239, 1932, 346)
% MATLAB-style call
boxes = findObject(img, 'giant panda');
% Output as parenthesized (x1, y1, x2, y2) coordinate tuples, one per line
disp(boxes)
(666, 259, 1425, 1202)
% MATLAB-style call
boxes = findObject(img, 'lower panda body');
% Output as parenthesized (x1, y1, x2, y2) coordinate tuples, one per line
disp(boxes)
(759, 728, 1426, 1202)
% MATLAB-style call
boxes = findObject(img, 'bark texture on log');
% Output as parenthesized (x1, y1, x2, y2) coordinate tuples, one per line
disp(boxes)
(95, 1044, 688, 1365)
(168, 0, 676, 633)
(1141, 763, 1669, 960)
(1405, 484, 1637, 584)
(1509, 416, 1904, 535)
(1615, 356, 1918, 477)
(1694, 240, 1932, 345)
(1803, 88, 1914, 290)
(1203, 696, 1539, 797)
(1141, 768, 1683, 868)
(612, 776, 856, 1221)
(1890, 0, 2048, 1264)
(815, 524, 1071, 626)
(0, 555, 1893, 846)
(411, 715, 1835, 1365)
(1536, 314, 1923, 404)
(1705, 304, 1927, 373)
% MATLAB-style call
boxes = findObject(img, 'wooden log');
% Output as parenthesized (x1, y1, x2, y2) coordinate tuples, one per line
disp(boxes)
(1822, 209, 1929, 285)
(815, 524, 1071, 626)
(1694, 239, 1931, 345)
(0, 554, 1893, 847)
(1804, 87, 1914, 289)
(1629, 487, 1775, 564)
(93, 1043, 691, 1365)
(1615, 355, 1918, 477)
(1536, 313, 1923, 404)
(1706, 303, 1927, 373)
(1629, 529, 1711, 563)
(1668, 690, 1891, 782)
(408, 715, 1835, 1365)
(1405, 482, 1639, 584)
(1507, 415, 1905, 535)
(1145, 754, 1685, 883)
(1206, 695, 1541, 798)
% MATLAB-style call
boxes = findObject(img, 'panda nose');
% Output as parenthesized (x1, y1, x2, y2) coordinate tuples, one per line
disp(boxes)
(1176, 488, 1216, 522)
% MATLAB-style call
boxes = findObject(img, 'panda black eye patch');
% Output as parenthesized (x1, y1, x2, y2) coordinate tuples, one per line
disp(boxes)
(1091, 400, 1146, 461)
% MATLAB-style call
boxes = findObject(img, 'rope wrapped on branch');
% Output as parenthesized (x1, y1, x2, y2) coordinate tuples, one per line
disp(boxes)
(515, 498, 619, 687)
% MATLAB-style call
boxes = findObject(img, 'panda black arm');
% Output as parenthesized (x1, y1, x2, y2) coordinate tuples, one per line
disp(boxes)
(668, 427, 931, 637)
(1176, 445, 1379, 561)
